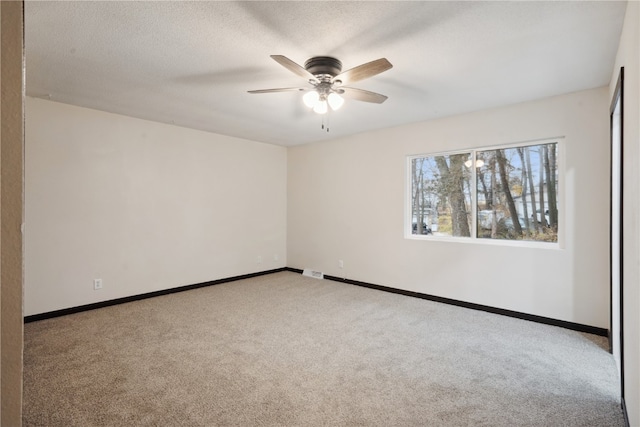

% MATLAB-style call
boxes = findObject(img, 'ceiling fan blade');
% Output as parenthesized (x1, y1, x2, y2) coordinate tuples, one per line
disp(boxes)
(248, 87, 307, 94)
(270, 55, 318, 83)
(340, 87, 388, 104)
(333, 58, 392, 85)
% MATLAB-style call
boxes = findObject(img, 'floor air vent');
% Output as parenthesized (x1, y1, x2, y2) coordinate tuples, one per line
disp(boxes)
(302, 269, 324, 280)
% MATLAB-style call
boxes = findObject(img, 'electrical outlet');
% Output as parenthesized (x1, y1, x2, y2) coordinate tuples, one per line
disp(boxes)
(338, 260, 344, 269)
(93, 279, 103, 290)
(274, 254, 279, 261)
(257, 256, 262, 264)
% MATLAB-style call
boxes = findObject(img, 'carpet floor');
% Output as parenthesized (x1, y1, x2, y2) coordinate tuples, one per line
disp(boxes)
(23, 271, 624, 426)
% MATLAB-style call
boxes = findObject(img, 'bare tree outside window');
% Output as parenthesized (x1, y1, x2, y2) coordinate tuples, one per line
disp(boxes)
(411, 153, 472, 237)
(476, 143, 558, 242)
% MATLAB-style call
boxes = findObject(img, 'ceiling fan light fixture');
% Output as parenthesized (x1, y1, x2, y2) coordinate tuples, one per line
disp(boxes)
(303, 90, 320, 108)
(313, 100, 328, 115)
(327, 92, 344, 111)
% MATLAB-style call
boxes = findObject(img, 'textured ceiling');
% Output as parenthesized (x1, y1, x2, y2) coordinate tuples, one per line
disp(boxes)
(25, 1, 627, 146)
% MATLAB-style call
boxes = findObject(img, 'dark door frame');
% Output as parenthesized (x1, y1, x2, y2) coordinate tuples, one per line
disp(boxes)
(609, 66, 624, 400)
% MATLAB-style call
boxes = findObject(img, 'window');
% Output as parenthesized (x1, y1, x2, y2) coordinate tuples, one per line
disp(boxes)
(410, 152, 473, 238)
(408, 140, 559, 243)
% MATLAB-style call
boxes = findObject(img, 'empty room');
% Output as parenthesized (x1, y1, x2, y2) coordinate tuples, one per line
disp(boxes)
(2, 1, 640, 426)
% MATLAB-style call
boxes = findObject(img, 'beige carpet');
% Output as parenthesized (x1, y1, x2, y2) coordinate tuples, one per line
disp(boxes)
(23, 271, 624, 426)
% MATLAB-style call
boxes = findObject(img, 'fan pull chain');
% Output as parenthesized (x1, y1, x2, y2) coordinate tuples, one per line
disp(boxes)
(320, 113, 330, 133)
(322, 111, 329, 133)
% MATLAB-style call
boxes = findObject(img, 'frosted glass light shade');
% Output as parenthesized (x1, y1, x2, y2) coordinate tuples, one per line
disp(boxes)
(313, 100, 328, 114)
(327, 92, 344, 111)
(303, 90, 320, 108)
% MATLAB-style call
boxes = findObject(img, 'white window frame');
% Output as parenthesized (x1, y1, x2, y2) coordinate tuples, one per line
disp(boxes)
(405, 137, 564, 249)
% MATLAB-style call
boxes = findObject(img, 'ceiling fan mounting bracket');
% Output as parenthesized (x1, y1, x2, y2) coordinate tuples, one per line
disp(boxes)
(304, 56, 342, 78)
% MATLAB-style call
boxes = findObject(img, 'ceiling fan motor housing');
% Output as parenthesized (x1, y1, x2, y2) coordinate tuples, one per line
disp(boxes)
(305, 56, 342, 78)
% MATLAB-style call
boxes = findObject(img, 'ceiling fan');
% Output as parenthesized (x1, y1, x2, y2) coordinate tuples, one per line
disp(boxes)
(248, 55, 393, 114)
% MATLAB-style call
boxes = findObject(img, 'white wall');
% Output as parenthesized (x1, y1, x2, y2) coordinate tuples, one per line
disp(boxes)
(288, 87, 609, 328)
(609, 1, 640, 424)
(25, 98, 287, 316)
